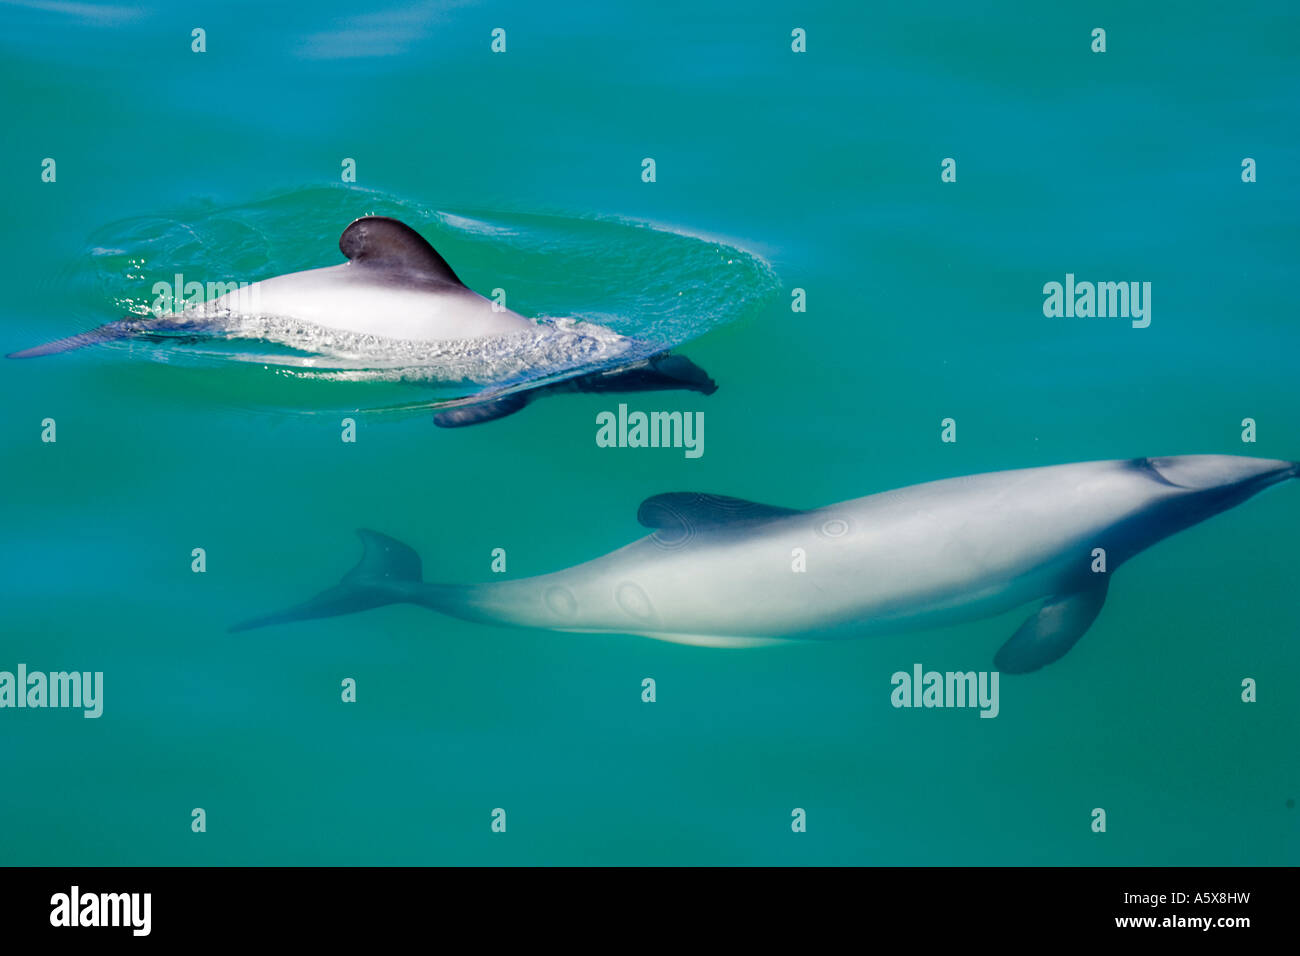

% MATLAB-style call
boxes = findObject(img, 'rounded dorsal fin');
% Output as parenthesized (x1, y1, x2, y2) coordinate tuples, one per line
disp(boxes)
(338, 216, 464, 285)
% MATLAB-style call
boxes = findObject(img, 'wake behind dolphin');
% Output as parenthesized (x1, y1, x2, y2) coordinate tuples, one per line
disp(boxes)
(231, 455, 1298, 673)
(7, 215, 718, 426)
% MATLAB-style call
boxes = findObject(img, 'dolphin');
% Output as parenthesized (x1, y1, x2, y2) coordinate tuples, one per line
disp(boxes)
(7, 216, 716, 426)
(230, 455, 1297, 672)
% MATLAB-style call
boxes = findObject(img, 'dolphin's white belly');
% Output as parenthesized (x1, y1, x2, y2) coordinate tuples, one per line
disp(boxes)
(204, 264, 536, 341)
(502, 462, 1174, 641)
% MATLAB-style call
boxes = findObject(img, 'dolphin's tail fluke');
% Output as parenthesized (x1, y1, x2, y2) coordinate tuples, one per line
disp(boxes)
(229, 529, 425, 632)
(6, 320, 139, 359)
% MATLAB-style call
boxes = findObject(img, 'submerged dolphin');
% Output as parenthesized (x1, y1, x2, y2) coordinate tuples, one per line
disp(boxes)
(231, 455, 1297, 672)
(7, 216, 716, 426)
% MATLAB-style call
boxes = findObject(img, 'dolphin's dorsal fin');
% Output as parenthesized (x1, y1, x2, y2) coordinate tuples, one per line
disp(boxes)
(637, 493, 802, 532)
(339, 216, 465, 285)
(994, 577, 1110, 673)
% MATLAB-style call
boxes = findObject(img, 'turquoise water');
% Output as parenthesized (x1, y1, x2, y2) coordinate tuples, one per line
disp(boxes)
(1, 0, 1297, 865)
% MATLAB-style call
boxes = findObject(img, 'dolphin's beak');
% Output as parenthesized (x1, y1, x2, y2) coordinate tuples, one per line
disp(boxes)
(1239, 459, 1299, 497)
(1146, 455, 1297, 492)
(1237, 459, 1296, 492)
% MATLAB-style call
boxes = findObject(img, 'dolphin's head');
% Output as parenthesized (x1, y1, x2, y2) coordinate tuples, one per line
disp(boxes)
(1105, 455, 1298, 567)
(1143, 455, 1298, 493)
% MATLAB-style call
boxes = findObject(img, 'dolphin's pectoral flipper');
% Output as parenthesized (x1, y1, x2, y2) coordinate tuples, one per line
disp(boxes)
(339, 216, 466, 286)
(566, 354, 718, 397)
(229, 529, 422, 632)
(433, 390, 533, 428)
(994, 577, 1110, 674)
(433, 353, 718, 429)
(638, 493, 803, 532)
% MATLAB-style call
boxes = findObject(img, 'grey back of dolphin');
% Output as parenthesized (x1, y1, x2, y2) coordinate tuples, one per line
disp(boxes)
(230, 455, 1297, 673)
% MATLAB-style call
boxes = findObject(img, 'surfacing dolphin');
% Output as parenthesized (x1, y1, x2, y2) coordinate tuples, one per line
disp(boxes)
(231, 455, 1297, 673)
(6, 216, 716, 427)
